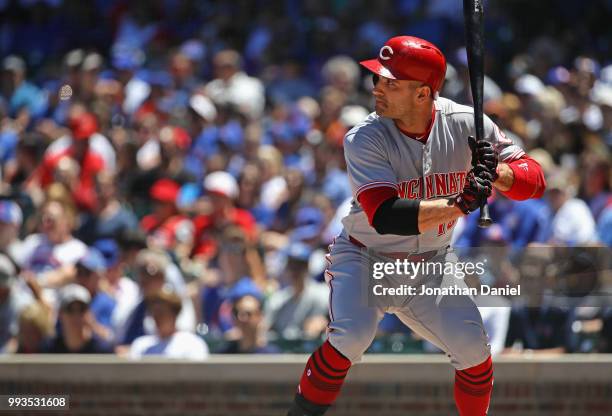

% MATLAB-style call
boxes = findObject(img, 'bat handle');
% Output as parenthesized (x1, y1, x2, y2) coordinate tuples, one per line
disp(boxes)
(478, 203, 492, 228)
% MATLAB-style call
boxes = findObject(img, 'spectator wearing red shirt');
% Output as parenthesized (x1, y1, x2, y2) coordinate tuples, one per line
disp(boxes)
(140, 178, 194, 259)
(192, 171, 256, 260)
(36, 113, 105, 212)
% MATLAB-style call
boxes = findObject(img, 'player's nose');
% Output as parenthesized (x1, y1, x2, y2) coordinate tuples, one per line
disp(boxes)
(372, 84, 384, 97)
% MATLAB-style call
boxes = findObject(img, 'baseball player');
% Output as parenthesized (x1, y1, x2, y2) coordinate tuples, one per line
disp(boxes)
(287, 36, 546, 416)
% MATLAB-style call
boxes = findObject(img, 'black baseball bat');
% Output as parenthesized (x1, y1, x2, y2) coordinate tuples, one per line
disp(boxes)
(463, 0, 492, 228)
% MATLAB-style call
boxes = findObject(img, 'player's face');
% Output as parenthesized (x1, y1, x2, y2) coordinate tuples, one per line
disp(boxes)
(371, 76, 429, 118)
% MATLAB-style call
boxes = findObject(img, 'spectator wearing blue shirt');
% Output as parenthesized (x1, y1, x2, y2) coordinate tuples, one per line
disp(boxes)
(2, 56, 47, 121)
(76, 172, 139, 243)
(200, 226, 263, 335)
(74, 247, 116, 342)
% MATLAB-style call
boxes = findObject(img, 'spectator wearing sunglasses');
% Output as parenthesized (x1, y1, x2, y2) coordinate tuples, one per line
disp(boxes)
(220, 292, 279, 354)
(45, 284, 113, 354)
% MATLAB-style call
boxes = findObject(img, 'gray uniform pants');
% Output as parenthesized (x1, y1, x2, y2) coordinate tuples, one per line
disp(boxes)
(324, 233, 490, 370)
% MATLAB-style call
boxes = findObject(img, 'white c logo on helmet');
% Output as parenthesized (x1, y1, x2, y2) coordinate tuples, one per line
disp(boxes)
(379, 46, 394, 60)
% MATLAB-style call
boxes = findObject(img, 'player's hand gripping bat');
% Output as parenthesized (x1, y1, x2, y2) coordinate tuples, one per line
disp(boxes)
(463, 0, 492, 228)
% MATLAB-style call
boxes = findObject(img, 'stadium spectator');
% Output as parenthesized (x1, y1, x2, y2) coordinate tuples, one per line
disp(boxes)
(546, 170, 598, 245)
(129, 285, 209, 360)
(205, 49, 265, 120)
(192, 171, 256, 260)
(35, 112, 106, 212)
(1, 55, 47, 123)
(140, 178, 194, 258)
(503, 249, 570, 354)
(93, 239, 139, 337)
(0, 254, 32, 353)
(76, 172, 139, 243)
(265, 242, 329, 340)
(0, 200, 23, 261)
(74, 248, 116, 340)
(117, 249, 195, 346)
(15, 302, 53, 354)
(18, 195, 87, 287)
(46, 284, 113, 354)
(219, 293, 279, 354)
(199, 226, 263, 335)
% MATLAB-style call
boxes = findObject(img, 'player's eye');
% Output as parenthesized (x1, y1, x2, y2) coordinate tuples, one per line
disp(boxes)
(372, 74, 379, 86)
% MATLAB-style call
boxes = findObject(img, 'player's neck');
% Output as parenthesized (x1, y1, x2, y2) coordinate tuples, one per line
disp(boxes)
(394, 102, 434, 138)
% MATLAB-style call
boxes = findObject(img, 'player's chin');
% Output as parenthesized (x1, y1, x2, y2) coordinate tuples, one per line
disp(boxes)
(374, 103, 388, 116)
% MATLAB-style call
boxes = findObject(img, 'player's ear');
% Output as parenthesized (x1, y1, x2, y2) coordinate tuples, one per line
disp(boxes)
(415, 85, 432, 102)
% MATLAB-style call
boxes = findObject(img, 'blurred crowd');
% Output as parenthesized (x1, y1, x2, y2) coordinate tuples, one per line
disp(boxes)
(0, 0, 610, 359)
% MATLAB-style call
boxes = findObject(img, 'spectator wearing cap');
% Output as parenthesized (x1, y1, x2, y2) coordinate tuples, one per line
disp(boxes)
(45, 104, 116, 174)
(0, 254, 33, 352)
(199, 226, 264, 335)
(1, 55, 47, 122)
(18, 198, 87, 284)
(93, 239, 139, 335)
(35, 112, 106, 212)
(191, 171, 256, 259)
(140, 178, 194, 258)
(264, 242, 329, 340)
(45, 284, 113, 354)
(129, 285, 209, 360)
(74, 247, 116, 341)
(290, 206, 326, 247)
(205, 49, 265, 120)
(118, 249, 196, 347)
(219, 292, 279, 354)
(0, 200, 23, 262)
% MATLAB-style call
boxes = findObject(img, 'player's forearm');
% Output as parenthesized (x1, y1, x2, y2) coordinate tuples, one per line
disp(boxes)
(493, 162, 513, 192)
(417, 199, 464, 233)
(495, 156, 546, 200)
(372, 197, 464, 236)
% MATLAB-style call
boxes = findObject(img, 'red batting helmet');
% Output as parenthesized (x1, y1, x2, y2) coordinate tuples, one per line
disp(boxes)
(360, 36, 447, 94)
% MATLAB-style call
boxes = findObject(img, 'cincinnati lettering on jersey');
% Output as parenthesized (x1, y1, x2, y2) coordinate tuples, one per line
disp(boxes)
(397, 171, 467, 199)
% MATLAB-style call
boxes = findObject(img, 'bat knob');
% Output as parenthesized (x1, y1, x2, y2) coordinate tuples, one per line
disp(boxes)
(478, 204, 492, 228)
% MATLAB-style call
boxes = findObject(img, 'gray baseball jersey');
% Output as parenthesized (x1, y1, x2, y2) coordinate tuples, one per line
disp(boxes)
(324, 97, 524, 368)
(342, 96, 524, 251)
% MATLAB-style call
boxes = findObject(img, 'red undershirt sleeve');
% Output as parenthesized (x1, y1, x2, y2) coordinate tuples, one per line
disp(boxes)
(358, 186, 398, 225)
(499, 155, 546, 200)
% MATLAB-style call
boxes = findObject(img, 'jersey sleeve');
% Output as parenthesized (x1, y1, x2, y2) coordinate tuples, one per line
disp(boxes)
(483, 115, 525, 163)
(343, 128, 398, 201)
